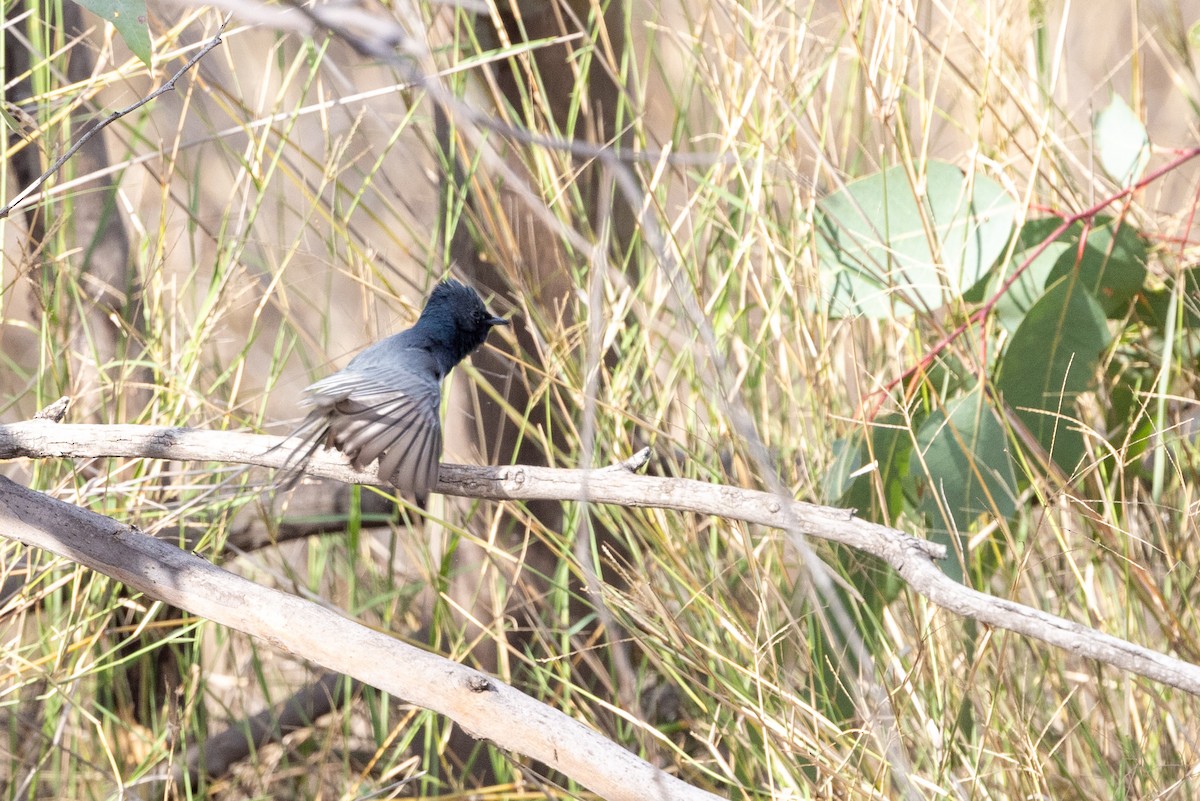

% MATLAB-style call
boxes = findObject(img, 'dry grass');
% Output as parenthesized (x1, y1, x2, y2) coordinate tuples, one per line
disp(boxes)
(2, 0, 1200, 799)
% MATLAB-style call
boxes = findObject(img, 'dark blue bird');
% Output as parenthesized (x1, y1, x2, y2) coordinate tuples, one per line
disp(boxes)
(288, 280, 508, 496)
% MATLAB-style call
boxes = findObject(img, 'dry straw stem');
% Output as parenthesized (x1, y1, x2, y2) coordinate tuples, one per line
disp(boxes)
(3, 418, 1200, 704)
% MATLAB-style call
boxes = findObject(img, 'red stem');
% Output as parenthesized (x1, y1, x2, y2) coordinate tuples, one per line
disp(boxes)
(863, 146, 1200, 420)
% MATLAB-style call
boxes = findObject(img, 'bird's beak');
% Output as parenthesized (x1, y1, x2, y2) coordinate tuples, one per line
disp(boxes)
(487, 316, 509, 327)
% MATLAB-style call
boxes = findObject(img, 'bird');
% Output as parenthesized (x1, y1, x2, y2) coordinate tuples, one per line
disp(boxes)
(284, 279, 508, 497)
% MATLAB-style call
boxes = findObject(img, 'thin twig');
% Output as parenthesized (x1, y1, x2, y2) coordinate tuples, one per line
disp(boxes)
(0, 21, 228, 220)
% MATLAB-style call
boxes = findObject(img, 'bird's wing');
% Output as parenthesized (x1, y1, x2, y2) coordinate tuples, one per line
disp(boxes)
(299, 354, 443, 496)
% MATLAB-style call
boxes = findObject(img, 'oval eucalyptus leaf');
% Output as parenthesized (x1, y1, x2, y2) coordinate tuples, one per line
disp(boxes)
(816, 161, 1016, 318)
(1045, 218, 1147, 318)
(994, 241, 1073, 334)
(1095, 94, 1150, 187)
(993, 216, 1147, 332)
(996, 277, 1111, 473)
(910, 389, 1018, 583)
(966, 216, 1064, 305)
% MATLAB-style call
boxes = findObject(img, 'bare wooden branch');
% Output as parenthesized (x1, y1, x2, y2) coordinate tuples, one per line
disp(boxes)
(0, 473, 721, 801)
(178, 672, 346, 784)
(2, 418, 1199, 701)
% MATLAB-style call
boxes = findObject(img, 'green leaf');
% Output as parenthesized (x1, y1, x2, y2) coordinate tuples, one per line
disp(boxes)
(825, 437, 861, 502)
(0, 104, 25, 138)
(77, 0, 152, 68)
(1100, 364, 1155, 480)
(825, 414, 913, 522)
(1045, 219, 1147, 317)
(995, 276, 1111, 473)
(1135, 266, 1200, 330)
(964, 216, 1062, 306)
(910, 389, 1018, 582)
(993, 217, 1147, 330)
(1094, 94, 1149, 187)
(994, 241, 1072, 333)
(816, 161, 1017, 318)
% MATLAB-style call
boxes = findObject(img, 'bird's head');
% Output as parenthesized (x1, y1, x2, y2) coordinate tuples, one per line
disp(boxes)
(418, 279, 509, 366)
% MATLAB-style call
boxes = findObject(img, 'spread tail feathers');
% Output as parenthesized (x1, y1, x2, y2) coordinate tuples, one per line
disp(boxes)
(272, 413, 333, 492)
(273, 384, 443, 497)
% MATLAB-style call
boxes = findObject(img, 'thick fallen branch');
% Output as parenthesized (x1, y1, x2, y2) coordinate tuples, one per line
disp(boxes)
(3, 419, 1199, 703)
(0, 471, 720, 801)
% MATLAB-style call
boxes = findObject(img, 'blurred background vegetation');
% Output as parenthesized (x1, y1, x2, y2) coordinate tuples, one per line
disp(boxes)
(2, 0, 1200, 799)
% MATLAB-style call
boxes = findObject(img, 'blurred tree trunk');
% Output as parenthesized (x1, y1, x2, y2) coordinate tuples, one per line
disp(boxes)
(444, 0, 631, 618)
(438, 0, 637, 771)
